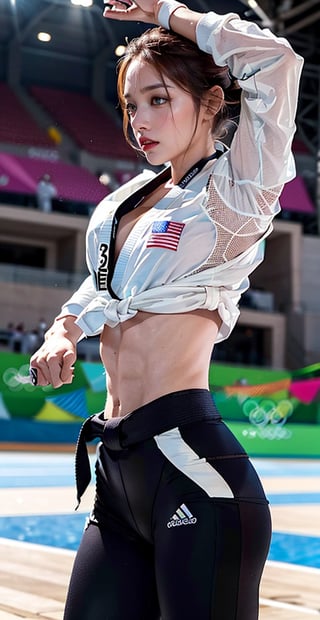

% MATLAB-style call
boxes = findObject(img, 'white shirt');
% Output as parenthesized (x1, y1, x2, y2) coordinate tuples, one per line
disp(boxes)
(61, 10, 303, 342)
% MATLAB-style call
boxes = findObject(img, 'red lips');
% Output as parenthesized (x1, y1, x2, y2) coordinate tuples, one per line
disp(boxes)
(139, 137, 159, 151)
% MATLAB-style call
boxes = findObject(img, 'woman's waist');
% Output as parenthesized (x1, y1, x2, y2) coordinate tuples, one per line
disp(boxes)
(104, 378, 210, 418)
(102, 307, 218, 366)
(100, 309, 221, 415)
(102, 352, 213, 417)
(86, 389, 223, 449)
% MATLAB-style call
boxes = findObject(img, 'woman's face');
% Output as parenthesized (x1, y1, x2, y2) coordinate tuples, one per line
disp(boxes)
(123, 59, 214, 172)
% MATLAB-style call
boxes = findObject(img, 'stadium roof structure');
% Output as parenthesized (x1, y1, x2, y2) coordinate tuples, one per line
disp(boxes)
(0, 0, 318, 147)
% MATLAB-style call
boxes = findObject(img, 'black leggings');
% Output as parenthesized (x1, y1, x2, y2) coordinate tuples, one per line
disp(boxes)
(64, 390, 271, 620)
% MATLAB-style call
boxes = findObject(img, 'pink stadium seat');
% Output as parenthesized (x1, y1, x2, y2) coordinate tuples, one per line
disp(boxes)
(0, 83, 54, 148)
(0, 152, 109, 204)
(30, 86, 136, 160)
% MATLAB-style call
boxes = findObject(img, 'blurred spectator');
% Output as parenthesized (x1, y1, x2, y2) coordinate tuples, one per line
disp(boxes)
(38, 317, 47, 339)
(12, 323, 25, 352)
(36, 173, 57, 212)
(22, 329, 40, 354)
(5, 322, 14, 349)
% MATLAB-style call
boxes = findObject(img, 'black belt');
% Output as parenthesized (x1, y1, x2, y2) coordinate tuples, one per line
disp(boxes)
(74, 389, 219, 508)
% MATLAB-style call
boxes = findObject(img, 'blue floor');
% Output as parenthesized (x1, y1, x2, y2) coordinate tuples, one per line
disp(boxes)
(0, 513, 319, 568)
(1, 453, 320, 487)
(269, 532, 320, 568)
(0, 454, 319, 568)
(0, 453, 77, 487)
(268, 492, 320, 504)
(254, 459, 320, 478)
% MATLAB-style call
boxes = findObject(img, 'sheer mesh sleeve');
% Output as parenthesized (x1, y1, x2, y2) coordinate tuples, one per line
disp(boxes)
(193, 176, 281, 271)
(196, 12, 304, 189)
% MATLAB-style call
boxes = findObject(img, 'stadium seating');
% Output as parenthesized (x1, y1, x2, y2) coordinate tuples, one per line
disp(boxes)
(0, 152, 108, 204)
(0, 83, 53, 148)
(30, 86, 135, 160)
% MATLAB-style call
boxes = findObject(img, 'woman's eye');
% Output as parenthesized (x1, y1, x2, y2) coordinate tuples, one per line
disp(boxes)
(152, 96, 167, 106)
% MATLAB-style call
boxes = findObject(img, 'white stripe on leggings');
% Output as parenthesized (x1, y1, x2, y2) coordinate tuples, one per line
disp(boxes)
(154, 427, 234, 498)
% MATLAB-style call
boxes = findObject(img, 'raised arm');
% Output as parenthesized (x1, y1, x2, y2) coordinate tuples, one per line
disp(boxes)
(104, 0, 303, 200)
(194, 10, 303, 190)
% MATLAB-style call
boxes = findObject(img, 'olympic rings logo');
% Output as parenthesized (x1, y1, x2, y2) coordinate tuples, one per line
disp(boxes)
(2, 365, 50, 392)
(241, 397, 294, 441)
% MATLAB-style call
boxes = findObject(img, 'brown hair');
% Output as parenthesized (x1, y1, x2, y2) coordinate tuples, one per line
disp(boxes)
(117, 26, 241, 151)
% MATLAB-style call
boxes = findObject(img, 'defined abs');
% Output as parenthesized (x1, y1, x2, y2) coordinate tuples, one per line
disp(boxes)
(100, 311, 220, 416)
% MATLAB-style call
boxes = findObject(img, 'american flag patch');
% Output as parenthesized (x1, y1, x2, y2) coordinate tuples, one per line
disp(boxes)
(146, 220, 185, 251)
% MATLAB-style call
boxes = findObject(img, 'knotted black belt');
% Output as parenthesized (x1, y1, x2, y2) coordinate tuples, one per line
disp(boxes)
(74, 389, 219, 508)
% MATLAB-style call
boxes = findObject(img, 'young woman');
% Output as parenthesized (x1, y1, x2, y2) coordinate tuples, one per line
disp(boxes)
(30, 1, 303, 618)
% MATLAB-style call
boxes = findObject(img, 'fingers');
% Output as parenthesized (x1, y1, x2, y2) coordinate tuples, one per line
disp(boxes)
(105, 0, 132, 8)
(30, 348, 53, 386)
(33, 353, 63, 388)
(103, 0, 131, 14)
(30, 344, 77, 389)
(60, 350, 77, 384)
(47, 353, 66, 388)
(103, 0, 147, 21)
(29, 364, 49, 387)
(103, 6, 133, 19)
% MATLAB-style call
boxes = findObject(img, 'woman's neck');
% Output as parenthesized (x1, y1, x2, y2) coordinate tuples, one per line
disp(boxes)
(170, 150, 217, 188)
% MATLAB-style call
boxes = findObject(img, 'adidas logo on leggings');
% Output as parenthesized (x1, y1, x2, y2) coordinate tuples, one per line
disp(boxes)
(167, 503, 197, 528)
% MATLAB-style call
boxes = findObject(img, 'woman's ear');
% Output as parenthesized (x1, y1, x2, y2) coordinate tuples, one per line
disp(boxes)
(203, 85, 224, 119)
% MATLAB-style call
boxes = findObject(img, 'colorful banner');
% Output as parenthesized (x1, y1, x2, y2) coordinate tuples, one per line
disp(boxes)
(0, 353, 319, 456)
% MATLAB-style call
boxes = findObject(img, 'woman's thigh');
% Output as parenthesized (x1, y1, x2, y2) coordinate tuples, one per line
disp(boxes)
(63, 522, 160, 620)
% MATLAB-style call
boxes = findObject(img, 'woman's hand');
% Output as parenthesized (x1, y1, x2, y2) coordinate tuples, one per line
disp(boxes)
(103, 0, 159, 24)
(29, 316, 82, 389)
(103, 1, 197, 42)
